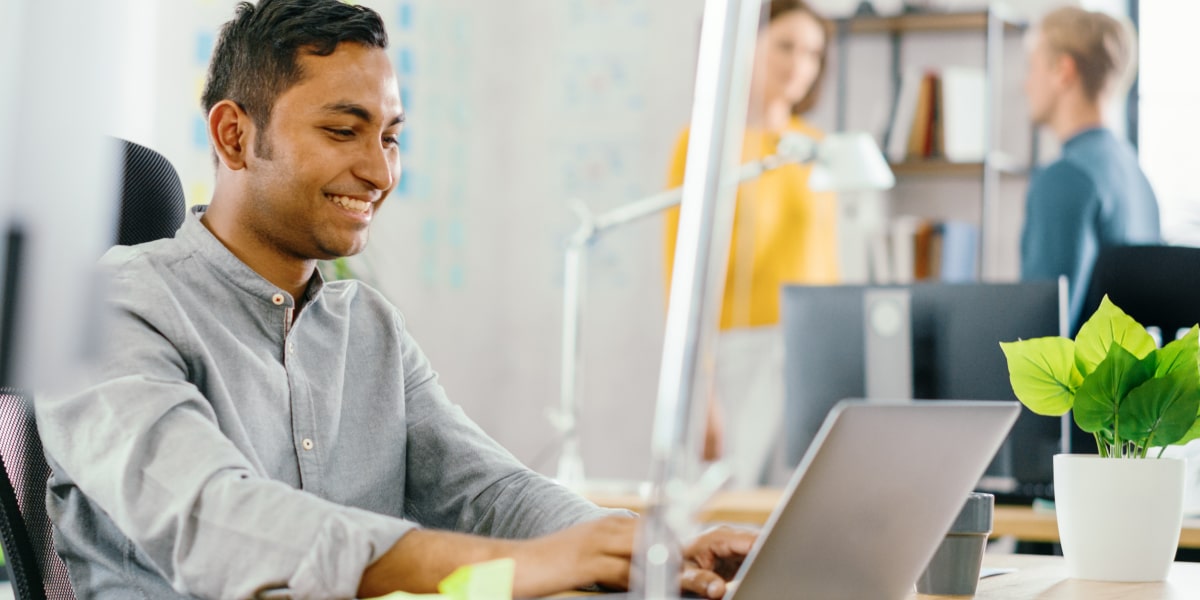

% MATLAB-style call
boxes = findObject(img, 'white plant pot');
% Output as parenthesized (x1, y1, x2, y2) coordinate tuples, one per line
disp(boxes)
(1054, 454, 1185, 582)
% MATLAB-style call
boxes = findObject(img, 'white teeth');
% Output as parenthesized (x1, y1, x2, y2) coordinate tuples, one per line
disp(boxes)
(328, 195, 370, 213)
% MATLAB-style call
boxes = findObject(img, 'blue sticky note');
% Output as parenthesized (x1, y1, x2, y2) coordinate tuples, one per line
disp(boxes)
(399, 130, 411, 154)
(448, 265, 465, 289)
(398, 3, 413, 30)
(195, 32, 214, 65)
(452, 19, 468, 44)
(422, 219, 437, 245)
(421, 260, 436, 285)
(192, 115, 208, 149)
(397, 47, 414, 75)
(447, 220, 465, 248)
(400, 86, 412, 111)
(396, 172, 409, 196)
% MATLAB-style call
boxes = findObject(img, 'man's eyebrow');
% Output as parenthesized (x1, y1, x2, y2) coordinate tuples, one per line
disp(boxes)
(322, 102, 374, 122)
(322, 102, 405, 127)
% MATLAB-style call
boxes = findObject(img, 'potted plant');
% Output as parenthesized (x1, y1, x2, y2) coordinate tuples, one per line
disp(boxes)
(1000, 295, 1200, 582)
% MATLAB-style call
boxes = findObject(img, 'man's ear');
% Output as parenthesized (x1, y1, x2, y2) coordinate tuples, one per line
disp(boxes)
(1054, 52, 1079, 89)
(208, 100, 254, 171)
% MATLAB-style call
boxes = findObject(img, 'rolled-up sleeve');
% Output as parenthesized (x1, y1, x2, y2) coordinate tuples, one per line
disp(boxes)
(396, 315, 618, 540)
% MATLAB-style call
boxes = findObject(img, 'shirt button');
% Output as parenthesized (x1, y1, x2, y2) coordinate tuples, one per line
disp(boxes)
(271, 293, 285, 305)
(301, 438, 314, 451)
(288, 342, 295, 354)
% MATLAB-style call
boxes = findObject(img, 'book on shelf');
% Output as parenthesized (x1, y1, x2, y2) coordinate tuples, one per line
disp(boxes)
(886, 67, 987, 164)
(869, 217, 978, 284)
(886, 66, 924, 163)
(940, 67, 986, 162)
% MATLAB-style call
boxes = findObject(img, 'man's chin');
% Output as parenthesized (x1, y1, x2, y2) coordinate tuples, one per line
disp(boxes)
(317, 238, 368, 262)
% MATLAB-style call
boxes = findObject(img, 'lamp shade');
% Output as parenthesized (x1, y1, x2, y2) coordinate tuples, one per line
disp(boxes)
(807, 132, 895, 192)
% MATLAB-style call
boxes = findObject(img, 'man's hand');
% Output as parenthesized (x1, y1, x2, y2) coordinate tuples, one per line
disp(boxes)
(680, 526, 757, 599)
(510, 516, 638, 597)
(358, 517, 636, 598)
(359, 518, 754, 599)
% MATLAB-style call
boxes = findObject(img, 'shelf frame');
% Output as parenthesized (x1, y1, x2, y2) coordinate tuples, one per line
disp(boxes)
(837, 11, 1027, 35)
(832, 8, 1034, 280)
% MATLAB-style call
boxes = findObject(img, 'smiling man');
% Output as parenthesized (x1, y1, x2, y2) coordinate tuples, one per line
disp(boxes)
(34, 1, 752, 599)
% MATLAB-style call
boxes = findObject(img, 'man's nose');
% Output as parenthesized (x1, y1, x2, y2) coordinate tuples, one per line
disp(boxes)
(357, 141, 396, 191)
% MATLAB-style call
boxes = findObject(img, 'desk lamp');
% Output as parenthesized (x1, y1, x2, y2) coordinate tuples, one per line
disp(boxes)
(553, 130, 895, 488)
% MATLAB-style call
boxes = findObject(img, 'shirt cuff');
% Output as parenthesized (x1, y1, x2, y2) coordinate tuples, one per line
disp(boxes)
(286, 507, 417, 599)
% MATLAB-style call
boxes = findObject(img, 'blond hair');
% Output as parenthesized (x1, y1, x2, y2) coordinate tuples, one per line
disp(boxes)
(1038, 6, 1138, 103)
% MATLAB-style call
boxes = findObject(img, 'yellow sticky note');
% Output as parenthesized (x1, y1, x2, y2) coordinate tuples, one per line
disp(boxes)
(438, 558, 514, 600)
(365, 593, 449, 600)
(364, 558, 514, 600)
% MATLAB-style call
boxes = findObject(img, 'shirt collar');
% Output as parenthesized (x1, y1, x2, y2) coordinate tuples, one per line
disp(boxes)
(1062, 127, 1109, 152)
(177, 205, 326, 308)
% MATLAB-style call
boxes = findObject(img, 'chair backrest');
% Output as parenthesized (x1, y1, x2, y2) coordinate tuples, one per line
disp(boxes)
(0, 139, 186, 600)
(1078, 245, 1200, 337)
(1071, 244, 1200, 455)
(116, 138, 187, 246)
(0, 389, 73, 600)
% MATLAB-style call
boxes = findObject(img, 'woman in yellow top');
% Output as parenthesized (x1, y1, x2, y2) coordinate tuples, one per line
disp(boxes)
(664, 0, 836, 487)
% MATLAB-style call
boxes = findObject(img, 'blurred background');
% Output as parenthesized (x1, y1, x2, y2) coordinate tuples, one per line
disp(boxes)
(74, 0, 1198, 482)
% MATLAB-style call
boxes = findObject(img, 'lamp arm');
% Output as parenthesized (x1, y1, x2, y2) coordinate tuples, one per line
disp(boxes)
(552, 144, 812, 487)
(587, 148, 811, 238)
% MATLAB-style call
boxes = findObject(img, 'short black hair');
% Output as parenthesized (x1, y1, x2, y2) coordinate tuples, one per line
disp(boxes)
(201, 0, 389, 156)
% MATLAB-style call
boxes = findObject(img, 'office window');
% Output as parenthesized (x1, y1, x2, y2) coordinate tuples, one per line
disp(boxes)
(1138, 1, 1200, 246)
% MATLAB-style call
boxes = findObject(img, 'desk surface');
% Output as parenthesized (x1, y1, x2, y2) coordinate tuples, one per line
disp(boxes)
(555, 555, 1200, 599)
(927, 554, 1200, 599)
(586, 488, 1200, 549)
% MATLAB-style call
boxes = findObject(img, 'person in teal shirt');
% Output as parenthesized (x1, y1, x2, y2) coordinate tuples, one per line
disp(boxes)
(1021, 7, 1160, 331)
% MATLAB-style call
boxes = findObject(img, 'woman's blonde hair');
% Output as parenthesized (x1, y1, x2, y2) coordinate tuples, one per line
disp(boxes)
(1037, 6, 1138, 103)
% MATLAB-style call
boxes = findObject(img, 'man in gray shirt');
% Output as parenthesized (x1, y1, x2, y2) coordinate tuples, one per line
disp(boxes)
(35, 1, 752, 598)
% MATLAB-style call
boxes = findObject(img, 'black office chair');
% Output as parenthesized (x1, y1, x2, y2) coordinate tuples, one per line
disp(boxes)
(1077, 245, 1200, 338)
(1070, 244, 1200, 450)
(0, 138, 186, 600)
(116, 138, 188, 246)
(0, 389, 73, 600)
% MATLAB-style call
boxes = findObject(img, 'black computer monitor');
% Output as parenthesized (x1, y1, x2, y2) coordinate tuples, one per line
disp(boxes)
(780, 281, 1064, 502)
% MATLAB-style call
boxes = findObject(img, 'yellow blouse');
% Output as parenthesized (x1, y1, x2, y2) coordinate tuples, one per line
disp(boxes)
(663, 117, 840, 330)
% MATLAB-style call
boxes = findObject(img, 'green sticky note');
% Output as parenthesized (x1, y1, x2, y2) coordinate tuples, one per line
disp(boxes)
(364, 558, 514, 600)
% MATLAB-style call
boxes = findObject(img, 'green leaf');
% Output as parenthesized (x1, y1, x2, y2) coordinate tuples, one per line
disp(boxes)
(1175, 416, 1200, 446)
(1000, 337, 1081, 416)
(1074, 296, 1158, 376)
(1117, 372, 1200, 448)
(1155, 325, 1199, 378)
(1074, 343, 1155, 434)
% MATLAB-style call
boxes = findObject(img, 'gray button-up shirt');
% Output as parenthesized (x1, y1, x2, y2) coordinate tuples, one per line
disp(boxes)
(36, 207, 611, 599)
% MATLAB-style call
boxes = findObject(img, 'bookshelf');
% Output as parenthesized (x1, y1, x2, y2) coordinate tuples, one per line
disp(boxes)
(832, 7, 1033, 280)
(890, 152, 1028, 178)
(843, 11, 1026, 34)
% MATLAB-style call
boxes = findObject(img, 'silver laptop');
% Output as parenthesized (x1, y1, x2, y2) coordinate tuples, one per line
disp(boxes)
(726, 400, 1019, 600)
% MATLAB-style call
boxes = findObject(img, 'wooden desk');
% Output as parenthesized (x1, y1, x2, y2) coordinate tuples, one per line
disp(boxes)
(586, 488, 1200, 549)
(926, 554, 1200, 599)
(556, 555, 1200, 598)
